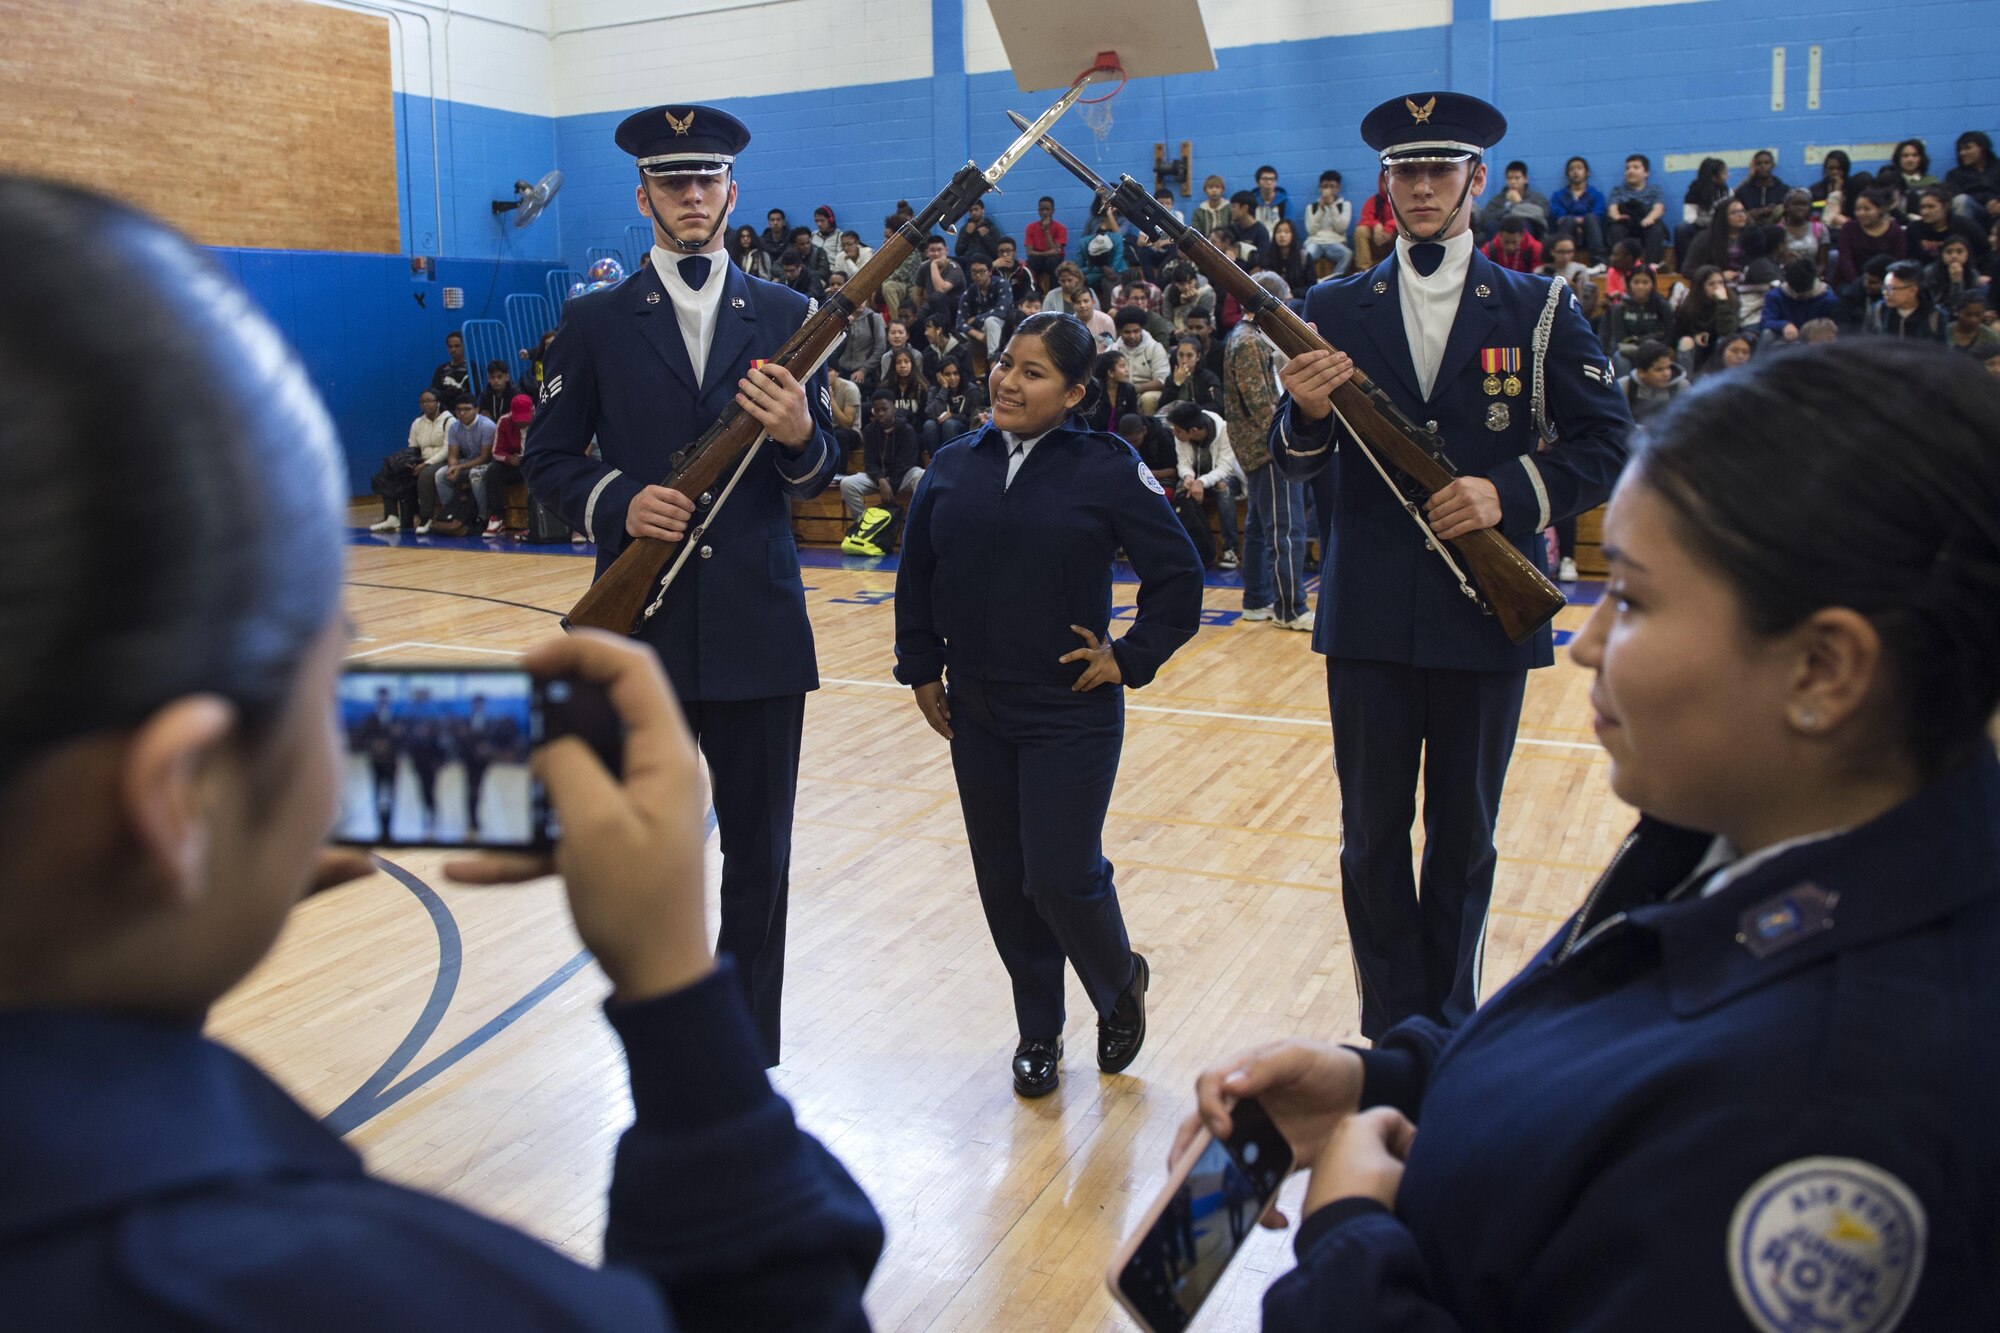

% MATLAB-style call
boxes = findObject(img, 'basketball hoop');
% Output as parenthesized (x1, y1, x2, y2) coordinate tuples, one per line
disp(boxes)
(1073, 51, 1125, 146)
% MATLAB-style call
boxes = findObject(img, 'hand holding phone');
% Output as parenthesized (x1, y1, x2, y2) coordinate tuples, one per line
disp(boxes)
(447, 632, 714, 1004)
(1171, 1039, 1365, 1228)
(1109, 1096, 1294, 1333)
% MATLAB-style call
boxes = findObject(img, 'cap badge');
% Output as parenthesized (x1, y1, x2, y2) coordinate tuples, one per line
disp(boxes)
(1405, 96, 1436, 125)
(664, 107, 694, 136)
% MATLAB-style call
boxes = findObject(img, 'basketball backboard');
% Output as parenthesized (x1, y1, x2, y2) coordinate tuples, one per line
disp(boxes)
(983, 0, 1216, 93)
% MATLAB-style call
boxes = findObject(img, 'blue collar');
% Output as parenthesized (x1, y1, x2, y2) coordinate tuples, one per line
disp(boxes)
(0, 1011, 359, 1241)
(1596, 750, 2000, 1015)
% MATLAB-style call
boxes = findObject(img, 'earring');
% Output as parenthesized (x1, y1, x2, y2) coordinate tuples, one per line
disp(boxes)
(1794, 708, 1821, 731)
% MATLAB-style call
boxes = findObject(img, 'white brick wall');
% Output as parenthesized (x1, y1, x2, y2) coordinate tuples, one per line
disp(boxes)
(305, 0, 556, 116)
(551, 0, 933, 114)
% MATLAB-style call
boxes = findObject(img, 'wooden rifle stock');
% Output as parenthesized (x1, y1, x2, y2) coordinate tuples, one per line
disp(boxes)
(565, 164, 998, 636)
(1103, 176, 1565, 645)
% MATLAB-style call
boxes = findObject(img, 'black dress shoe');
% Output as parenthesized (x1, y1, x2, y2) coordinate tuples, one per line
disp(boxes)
(1098, 951, 1149, 1073)
(1013, 1036, 1063, 1098)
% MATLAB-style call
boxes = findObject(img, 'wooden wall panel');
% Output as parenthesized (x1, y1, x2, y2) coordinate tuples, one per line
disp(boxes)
(0, 0, 399, 253)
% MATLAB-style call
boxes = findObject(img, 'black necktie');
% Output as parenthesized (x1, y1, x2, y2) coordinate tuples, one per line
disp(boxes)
(678, 255, 711, 291)
(1407, 242, 1446, 278)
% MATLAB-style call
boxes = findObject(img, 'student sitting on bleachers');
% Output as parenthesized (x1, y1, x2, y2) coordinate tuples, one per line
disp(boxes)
(1761, 258, 1843, 344)
(479, 394, 534, 537)
(369, 388, 449, 533)
(429, 395, 495, 536)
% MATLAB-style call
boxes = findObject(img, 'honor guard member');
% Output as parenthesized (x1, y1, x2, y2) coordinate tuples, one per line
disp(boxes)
(1271, 92, 1632, 1038)
(525, 104, 840, 1066)
(893, 313, 1203, 1098)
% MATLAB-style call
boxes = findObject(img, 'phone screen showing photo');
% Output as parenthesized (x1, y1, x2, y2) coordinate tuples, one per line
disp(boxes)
(1115, 1099, 1291, 1332)
(335, 669, 547, 848)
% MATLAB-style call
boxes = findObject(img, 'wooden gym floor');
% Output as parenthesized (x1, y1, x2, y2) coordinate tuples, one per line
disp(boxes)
(207, 514, 1631, 1331)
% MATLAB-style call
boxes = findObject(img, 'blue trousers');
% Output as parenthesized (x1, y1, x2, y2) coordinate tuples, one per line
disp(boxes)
(1241, 461, 1309, 621)
(1326, 659, 1526, 1038)
(947, 674, 1135, 1038)
(682, 693, 805, 1067)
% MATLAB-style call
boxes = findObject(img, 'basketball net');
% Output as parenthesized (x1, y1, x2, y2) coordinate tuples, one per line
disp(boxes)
(1072, 52, 1126, 149)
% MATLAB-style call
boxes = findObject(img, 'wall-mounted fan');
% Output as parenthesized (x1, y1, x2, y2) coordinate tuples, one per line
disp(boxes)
(492, 170, 564, 227)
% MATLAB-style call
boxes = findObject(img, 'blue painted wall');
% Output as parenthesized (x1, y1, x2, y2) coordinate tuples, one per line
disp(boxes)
(549, 0, 1999, 264)
(395, 92, 564, 262)
(210, 246, 562, 496)
(251, 0, 1999, 494)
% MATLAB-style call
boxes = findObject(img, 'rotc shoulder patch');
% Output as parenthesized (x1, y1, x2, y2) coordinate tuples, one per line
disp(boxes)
(1138, 461, 1166, 495)
(1727, 1157, 1926, 1333)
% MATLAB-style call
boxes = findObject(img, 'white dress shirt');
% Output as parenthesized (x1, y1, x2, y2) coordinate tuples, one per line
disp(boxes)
(1395, 229, 1476, 401)
(654, 244, 728, 388)
(1002, 428, 1052, 489)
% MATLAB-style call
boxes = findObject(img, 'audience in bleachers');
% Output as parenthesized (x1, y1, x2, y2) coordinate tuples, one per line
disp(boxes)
(478, 394, 535, 537)
(410, 127, 2000, 562)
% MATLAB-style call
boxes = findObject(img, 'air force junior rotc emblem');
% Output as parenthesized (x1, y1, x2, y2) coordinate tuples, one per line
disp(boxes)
(664, 107, 695, 136)
(1138, 461, 1166, 495)
(1727, 1157, 1926, 1333)
(1405, 95, 1436, 124)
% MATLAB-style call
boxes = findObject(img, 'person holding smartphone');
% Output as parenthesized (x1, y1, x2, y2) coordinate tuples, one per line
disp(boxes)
(0, 178, 881, 1327)
(894, 312, 1203, 1098)
(1180, 340, 2000, 1327)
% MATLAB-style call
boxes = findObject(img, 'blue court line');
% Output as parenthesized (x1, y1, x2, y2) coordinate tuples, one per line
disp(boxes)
(321, 856, 464, 1135)
(324, 813, 718, 1137)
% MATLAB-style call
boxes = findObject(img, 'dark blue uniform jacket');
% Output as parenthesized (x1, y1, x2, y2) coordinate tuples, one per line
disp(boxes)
(0, 965, 882, 1330)
(1267, 749, 2000, 1330)
(892, 422, 1202, 690)
(1272, 250, 1631, 672)
(525, 261, 839, 702)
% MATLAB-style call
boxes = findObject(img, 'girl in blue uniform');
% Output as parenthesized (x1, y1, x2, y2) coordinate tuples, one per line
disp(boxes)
(1178, 339, 2000, 1328)
(894, 312, 1203, 1098)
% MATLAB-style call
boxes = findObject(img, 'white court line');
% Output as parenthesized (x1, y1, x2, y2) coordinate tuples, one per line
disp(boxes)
(818, 677, 1603, 753)
(344, 641, 412, 661)
(403, 641, 524, 658)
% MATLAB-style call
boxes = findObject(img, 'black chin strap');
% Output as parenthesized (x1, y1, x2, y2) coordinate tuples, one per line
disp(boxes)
(1387, 159, 1481, 247)
(642, 172, 733, 255)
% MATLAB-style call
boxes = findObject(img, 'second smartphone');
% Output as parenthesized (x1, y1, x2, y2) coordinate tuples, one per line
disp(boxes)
(332, 665, 622, 850)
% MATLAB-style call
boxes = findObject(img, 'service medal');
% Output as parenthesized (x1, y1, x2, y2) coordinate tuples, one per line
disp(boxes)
(1503, 375, 1522, 397)
(1483, 374, 1502, 396)
(1485, 401, 1510, 431)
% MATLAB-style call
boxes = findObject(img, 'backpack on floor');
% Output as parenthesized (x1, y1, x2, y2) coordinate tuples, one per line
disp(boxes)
(522, 492, 572, 544)
(840, 506, 895, 557)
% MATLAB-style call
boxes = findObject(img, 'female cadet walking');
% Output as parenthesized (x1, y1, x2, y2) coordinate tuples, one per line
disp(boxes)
(894, 312, 1203, 1098)
(1179, 339, 2000, 1327)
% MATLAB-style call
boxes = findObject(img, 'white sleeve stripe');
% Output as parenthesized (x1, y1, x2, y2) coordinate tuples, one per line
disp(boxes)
(583, 468, 623, 543)
(778, 437, 830, 482)
(1281, 409, 1331, 459)
(1521, 454, 1551, 531)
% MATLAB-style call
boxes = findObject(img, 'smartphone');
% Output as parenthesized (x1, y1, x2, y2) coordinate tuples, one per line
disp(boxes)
(1107, 1096, 1294, 1333)
(333, 666, 621, 850)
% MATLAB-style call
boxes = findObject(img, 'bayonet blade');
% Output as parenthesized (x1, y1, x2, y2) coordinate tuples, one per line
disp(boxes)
(984, 80, 1094, 186)
(1004, 109, 1114, 200)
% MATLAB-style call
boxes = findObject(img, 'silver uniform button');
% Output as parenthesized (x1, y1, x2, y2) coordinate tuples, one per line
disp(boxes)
(699, 544, 714, 559)
(698, 491, 714, 506)
(1426, 420, 1439, 433)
